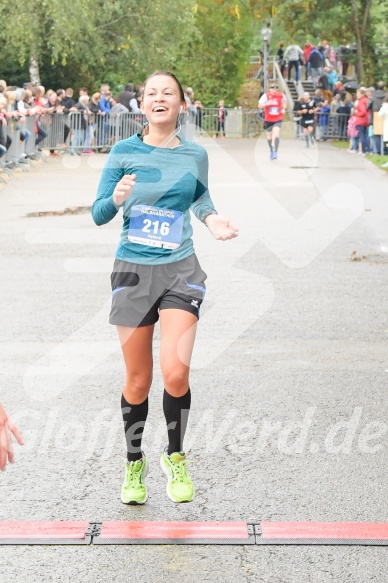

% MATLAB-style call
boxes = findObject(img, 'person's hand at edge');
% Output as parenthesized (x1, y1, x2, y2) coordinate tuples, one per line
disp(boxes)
(205, 214, 239, 241)
(0, 403, 24, 471)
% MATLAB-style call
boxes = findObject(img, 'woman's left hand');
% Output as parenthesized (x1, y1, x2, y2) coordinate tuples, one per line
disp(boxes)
(205, 214, 239, 240)
(0, 404, 24, 471)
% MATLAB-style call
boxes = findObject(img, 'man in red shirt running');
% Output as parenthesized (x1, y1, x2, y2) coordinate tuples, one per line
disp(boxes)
(258, 83, 287, 160)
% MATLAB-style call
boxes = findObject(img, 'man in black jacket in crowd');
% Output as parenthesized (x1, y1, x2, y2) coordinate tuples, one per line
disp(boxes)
(117, 83, 135, 111)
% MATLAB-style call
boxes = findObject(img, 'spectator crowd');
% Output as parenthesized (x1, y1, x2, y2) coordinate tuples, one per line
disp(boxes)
(0, 80, 148, 159)
(277, 39, 357, 88)
(0, 70, 387, 169)
(275, 39, 388, 165)
(0, 80, 214, 161)
(292, 82, 388, 164)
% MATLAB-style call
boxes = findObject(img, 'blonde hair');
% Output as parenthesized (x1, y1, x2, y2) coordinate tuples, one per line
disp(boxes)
(5, 90, 16, 104)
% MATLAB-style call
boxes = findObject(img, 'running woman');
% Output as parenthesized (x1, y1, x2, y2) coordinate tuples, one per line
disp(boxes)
(92, 71, 238, 505)
(258, 84, 287, 160)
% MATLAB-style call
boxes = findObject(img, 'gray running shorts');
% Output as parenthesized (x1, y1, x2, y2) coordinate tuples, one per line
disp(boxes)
(109, 254, 207, 327)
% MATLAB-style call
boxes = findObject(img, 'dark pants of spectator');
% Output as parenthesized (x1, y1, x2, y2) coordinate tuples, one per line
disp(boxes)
(372, 134, 382, 154)
(0, 133, 11, 159)
(196, 112, 203, 131)
(216, 121, 225, 137)
(35, 123, 48, 147)
(356, 125, 369, 153)
(64, 124, 70, 144)
(0, 130, 12, 152)
(288, 60, 300, 82)
(20, 130, 31, 143)
(351, 137, 359, 151)
(338, 115, 349, 139)
(310, 67, 322, 89)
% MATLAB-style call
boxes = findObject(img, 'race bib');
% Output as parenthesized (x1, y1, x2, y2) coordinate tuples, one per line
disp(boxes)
(269, 107, 279, 115)
(128, 205, 184, 250)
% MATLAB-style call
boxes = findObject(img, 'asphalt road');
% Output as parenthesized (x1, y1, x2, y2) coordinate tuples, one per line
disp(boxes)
(0, 137, 387, 582)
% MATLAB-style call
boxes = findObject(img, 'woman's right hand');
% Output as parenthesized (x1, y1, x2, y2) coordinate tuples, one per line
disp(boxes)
(113, 174, 137, 207)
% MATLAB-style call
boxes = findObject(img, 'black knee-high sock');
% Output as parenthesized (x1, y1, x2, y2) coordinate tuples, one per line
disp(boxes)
(274, 137, 280, 152)
(121, 394, 148, 462)
(267, 139, 273, 151)
(163, 388, 191, 455)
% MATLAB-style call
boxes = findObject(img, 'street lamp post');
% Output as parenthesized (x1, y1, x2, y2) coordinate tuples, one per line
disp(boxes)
(261, 24, 272, 93)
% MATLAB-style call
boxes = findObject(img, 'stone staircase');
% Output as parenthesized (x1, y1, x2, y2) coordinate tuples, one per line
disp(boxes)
(301, 80, 315, 95)
(286, 80, 298, 102)
(286, 79, 316, 102)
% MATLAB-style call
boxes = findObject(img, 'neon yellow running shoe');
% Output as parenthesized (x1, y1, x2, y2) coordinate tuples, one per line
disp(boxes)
(160, 448, 194, 503)
(121, 454, 148, 505)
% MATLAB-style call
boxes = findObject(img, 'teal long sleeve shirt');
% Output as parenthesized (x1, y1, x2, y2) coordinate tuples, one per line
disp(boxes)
(92, 134, 217, 265)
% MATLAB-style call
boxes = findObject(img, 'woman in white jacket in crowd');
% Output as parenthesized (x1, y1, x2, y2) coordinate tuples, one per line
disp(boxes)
(378, 94, 388, 168)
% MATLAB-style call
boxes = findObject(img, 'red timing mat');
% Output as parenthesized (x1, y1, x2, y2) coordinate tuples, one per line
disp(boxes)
(0, 520, 387, 545)
(101, 520, 249, 539)
(95, 520, 255, 545)
(258, 522, 388, 544)
(0, 521, 91, 544)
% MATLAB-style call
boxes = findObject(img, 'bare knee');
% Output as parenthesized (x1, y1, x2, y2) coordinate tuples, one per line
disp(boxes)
(162, 367, 189, 397)
(123, 373, 152, 404)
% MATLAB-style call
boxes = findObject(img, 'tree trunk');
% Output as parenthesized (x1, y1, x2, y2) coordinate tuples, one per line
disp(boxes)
(355, 33, 365, 84)
(29, 55, 41, 85)
(351, 0, 372, 85)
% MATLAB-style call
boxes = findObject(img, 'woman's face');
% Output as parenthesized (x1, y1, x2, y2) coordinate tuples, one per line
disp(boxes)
(141, 75, 183, 128)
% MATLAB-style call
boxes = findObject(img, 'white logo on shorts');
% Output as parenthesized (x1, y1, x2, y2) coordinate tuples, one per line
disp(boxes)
(191, 299, 199, 308)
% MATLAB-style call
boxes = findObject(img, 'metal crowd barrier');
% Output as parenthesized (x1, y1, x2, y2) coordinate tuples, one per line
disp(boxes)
(0, 115, 37, 177)
(38, 112, 147, 153)
(1, 110, 386, 177)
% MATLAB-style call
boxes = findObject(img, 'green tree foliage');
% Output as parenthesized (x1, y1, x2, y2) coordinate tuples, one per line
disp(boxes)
(0, 0, 95, 82)
(90, 0, 197, 89)
(0, 0, 384, 99)
(249, 0, 385, 85)
(0, 0, 254, 105)
(373, 1, 388, 82)
(0, 0, 196, 89)
(174, 0, 254, 106)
